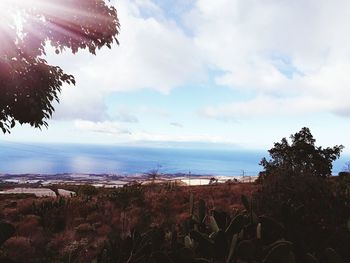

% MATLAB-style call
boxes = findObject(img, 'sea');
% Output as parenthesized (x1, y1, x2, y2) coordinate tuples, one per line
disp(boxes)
(0, 141, 348, 176)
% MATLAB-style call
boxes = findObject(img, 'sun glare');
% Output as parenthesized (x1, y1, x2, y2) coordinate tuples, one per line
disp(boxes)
(0, 0, 117, 56)
(0, 0, 31, 18)
(0, 0, 16, 22)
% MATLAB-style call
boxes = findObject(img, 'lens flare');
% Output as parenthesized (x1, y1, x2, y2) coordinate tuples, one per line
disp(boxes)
(0, 0, 119, 56)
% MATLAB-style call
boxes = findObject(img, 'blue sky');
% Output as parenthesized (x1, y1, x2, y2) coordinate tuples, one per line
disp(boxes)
(4, 0, 350, 154)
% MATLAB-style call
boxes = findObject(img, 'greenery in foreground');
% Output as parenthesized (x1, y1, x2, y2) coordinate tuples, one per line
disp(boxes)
(0, 0, 119, 133)
(0, 127, 350, 263)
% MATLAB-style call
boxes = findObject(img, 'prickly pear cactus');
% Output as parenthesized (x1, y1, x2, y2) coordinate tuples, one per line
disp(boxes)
(325, 248, 344, 263)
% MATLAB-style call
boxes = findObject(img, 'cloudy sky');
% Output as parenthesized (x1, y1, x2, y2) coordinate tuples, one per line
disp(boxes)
(5, 0, 350, 152)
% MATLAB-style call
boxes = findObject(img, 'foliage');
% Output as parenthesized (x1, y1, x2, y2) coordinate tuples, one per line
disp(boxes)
(0, 221, 16, 263)
(260, 127, 343, 180)
(0, 221, 15, 246)
(256, 128, 348, 229)
(255, 128, 350, 262)
(334, 172, 350, 206)
(144, 164, 163, 181)
(97, 194, 346, 263)
(0, 183, 254, 262)
(0, 0, 119, 133)
(108, 184, 145, 209)
(78, 185, 99, 197)
(209, 177, 218, 185)
(2, 181, 348, 262)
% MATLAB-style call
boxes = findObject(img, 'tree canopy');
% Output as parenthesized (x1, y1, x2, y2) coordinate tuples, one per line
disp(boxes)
(260, 127, 344, 179)
(0, 0, 119, 133)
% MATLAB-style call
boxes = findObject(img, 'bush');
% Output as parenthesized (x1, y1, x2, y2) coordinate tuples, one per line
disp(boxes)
(255, 128, 350, 261)
(260, 127, 343, 179)
(78, 185, 98, 196)
(2, 237, 35, 263)
(75, 223, 94, 234)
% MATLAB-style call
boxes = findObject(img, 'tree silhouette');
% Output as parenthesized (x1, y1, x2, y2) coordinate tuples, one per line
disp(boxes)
(0, 0, 119, 133)
(260, 127, 344, 179)
(145, 164, 162, 183)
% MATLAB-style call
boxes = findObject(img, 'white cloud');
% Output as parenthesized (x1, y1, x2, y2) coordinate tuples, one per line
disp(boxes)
(127, 131, 230, 144)
(74, 120, 131, 135)
(73, 119, 234, 144)
(34, 0, 350, 146)
(137, 106, 171, 118)
(50, 0, 350, 123)
(47, 0, 204, 121)
(170, 122, 183, 128)
(52, 84, 109, 121)
(200, 95, 333, 121)
(114, 108, 139, 123)
(188, 0, 350, 119)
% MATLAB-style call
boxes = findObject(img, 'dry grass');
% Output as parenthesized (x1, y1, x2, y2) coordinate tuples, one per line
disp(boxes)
(0, 182, 257, 262)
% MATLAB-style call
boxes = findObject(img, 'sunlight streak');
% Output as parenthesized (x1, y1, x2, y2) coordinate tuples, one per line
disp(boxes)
(0, 0, 119, 56)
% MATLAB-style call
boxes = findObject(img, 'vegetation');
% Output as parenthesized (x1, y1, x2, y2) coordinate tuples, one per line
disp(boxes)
(259, 127, 343, 180)
(144, 164, 163, 182)
(0, 183, 254, 262)
(255, 127, 350, 262)
(0, 128, 350, 262)
(0, 0, 119, 133)
(0, 182, 347, 263)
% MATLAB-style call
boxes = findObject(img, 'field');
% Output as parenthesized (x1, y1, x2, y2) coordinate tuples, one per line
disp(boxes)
(1, 174, 350, 263)
(0, 182, 256, 263)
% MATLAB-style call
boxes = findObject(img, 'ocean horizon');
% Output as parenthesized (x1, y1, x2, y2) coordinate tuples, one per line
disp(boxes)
(0, 141, 349, 176)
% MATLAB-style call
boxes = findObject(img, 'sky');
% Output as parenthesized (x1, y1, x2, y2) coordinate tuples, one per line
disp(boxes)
(4, 0, 350, 153)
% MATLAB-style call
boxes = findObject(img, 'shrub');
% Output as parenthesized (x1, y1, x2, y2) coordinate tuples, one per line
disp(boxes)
(16, 215, 41, 237)
(78, 185, 98, 196)
(75, 223, 94, 234)
(2, 237, 35, 263)
(0, 221, 15, 246)
(260, 127, 343, 180)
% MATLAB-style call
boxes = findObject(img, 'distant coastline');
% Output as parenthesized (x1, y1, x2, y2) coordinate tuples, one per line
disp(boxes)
(0, 172, 258, 187)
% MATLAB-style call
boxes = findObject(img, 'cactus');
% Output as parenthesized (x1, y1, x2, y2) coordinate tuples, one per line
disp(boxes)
(172, 247, 195, 263)
(241, 194, 258, 224)
(226, 234, 238, 263)
(151, 251, 173, 263)
(324, 248, 344, 263)
(256, 223, 262, 240)
(184, 235, 194, 249)
(208, 216, 219, 233)
(212, 210, 228, 230)
(262, 241, 294, 263)
(241, 194, 250, 211)
(213, 230, 228, 260)
(189, 193, 194, 217)
(236, 239, 256, 261)
(198, 199, 206, 224)
(305, 253, 320, 263)
(190, 230, 214, 258)
(94, 191, 344, 262)
(225, 214, 245, 238)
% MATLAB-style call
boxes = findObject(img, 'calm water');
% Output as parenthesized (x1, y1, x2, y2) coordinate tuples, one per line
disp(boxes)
(0, 141, 348, 175)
